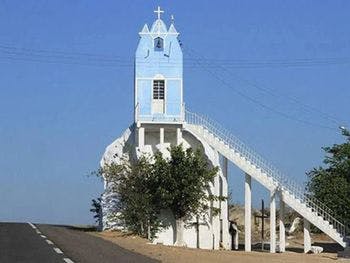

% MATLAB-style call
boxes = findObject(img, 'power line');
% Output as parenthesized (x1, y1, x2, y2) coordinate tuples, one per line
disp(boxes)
(183, 46, 340, 131)
(0, 43, 129, 61)
(185, 47, 343, 126)
(0, 42, 347, 130)
(2, 43, 350, 69)
(0, 55, 132, 68)
(184, 57, 350, 69)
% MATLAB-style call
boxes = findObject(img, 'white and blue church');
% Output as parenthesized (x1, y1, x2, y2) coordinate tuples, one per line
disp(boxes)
(100, 7, 231, 250)
(100, 7, 349, 253)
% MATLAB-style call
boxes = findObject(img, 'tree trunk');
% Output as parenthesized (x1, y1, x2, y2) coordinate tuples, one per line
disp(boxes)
(147, 219, 151, 240)
(140, 221, 144, 236)
(174, 218, 186, 246)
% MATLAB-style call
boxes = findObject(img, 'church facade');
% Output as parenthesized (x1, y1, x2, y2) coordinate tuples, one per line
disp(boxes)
(100, 7, 231, 250)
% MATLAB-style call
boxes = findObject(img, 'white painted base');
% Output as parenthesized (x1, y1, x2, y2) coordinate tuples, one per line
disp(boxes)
(100, 123, 231, 250)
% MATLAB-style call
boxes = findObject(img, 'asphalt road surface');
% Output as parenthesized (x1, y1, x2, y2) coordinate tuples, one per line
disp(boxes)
(0, 222, 159, 263)
(0, 222, 64, 263)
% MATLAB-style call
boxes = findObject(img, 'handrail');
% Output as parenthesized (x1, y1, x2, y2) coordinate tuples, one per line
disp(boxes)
(135, 102, 185, 122)
(185, 109, 348, 237)
(134, 102, 139, 122)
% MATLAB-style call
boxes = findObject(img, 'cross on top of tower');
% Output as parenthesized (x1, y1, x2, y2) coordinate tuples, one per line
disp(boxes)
(154, 6, 164, 20)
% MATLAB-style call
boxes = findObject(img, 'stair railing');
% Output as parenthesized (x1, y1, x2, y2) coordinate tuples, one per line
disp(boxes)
(185, 110, 348, 237)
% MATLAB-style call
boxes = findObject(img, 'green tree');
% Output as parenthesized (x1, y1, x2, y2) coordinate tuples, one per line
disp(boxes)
(90, 197, 102, 224)
(153, 145, 220, 246)
(98, 145, 222, 244)
(307, 129, 350, 232)
(100, 157, 161, 238)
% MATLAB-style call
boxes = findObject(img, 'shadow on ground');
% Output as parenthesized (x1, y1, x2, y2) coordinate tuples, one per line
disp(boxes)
(51, 224, 97, 232)
(235, 242, 342, 254)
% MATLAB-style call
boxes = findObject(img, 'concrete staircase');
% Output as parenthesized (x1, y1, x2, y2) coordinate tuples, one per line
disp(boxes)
(184, 110, 349, 248)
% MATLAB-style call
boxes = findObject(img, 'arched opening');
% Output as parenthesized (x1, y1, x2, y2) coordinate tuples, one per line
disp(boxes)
(154, 37, 164, 51)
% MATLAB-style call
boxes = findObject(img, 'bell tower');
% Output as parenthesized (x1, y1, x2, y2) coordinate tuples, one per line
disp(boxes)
(134, 6, 183, 125)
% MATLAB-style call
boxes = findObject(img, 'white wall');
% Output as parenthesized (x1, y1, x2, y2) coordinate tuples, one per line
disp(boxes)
(100, 124, 231, 250)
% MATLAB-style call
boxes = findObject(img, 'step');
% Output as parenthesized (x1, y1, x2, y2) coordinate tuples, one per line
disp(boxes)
(187, 123, 346, 247)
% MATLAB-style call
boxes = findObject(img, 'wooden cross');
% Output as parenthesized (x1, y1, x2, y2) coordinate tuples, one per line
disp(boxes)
(254, 199, 269, 250)
(191, 216, 208, 248)
(154, 6, 164, 20)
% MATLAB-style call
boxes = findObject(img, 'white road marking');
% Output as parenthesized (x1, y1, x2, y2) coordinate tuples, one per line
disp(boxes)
(28, 222, 36, 229)
(29, 223, 71, 262)
(63, 258, 75, 263)
(53, 247, 63, 254)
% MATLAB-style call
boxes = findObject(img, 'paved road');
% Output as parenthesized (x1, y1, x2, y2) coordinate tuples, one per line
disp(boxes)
(0, 223, 159, 263)
(38, 224, 159, 263)
(0, 222, 64, 262)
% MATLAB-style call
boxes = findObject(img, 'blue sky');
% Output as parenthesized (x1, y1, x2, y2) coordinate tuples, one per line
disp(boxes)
(0, 1, 349, 225)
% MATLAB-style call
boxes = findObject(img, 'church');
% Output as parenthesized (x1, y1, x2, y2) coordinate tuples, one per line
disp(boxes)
(100, 7, 231, 250)
(100, 7, 349, 253)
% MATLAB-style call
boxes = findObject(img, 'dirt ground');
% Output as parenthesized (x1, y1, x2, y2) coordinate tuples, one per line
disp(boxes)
(90, 231, 344, 263)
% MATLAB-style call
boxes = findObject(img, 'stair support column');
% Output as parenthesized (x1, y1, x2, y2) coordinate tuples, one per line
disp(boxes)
(176, 128, 182, 145)
(245, 173, 251, 252)
(270, 190, 276, 253)
(160, 127, 164, 145)
(220, 157, 230, 249)
(138, 127, 145, 148)
(279, 192, 286, 252)
(223, 157, 228, 178)
(304, 219, 311, 253)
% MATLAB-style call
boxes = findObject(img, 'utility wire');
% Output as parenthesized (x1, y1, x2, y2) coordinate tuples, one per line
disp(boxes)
(0, 42, 347, 130)
(0, 55, 132, 68)
(183, 46, 339, 131)
(2, 43, 350, 68)
(0, 44, 129, 61)
(185, 47, 343, 126)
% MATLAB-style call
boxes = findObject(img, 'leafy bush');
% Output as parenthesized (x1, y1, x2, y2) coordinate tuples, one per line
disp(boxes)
(97, 144, 223, 243)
